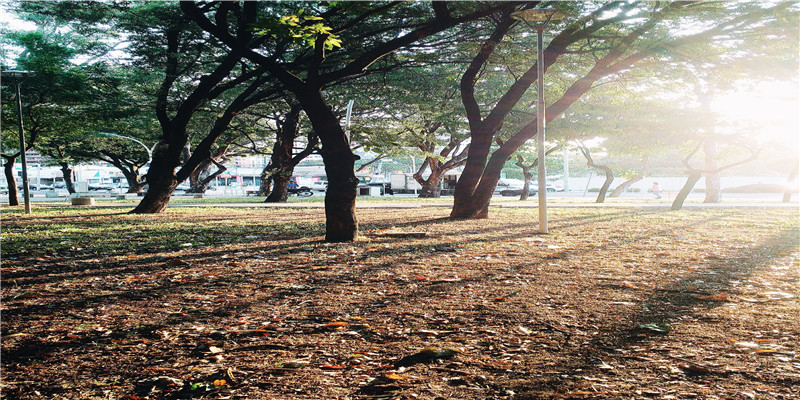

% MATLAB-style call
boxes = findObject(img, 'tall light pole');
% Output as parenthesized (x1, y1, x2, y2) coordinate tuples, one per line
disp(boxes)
(98, 132, 154, 165)
(511, 8, 568, 234)
(2, 70, 33, 214)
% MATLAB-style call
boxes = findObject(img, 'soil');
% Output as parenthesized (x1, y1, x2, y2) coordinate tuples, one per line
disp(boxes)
(1, 206, 798, 399)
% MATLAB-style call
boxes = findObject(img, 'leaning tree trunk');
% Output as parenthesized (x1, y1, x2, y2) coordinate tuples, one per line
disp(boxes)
(610, 156, 648, 198)
(671, 171, 703, 211)
(703, 139, 721, 203)
(595, 165, 614, 204)
(577, 143, 614, 203)
(609, 176, 642, 197)
(58, 162, 76, 194)
(321, 143, 359, 241)
(3, 156, 20, 206)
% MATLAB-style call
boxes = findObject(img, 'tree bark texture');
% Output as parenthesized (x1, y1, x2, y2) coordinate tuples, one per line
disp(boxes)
(265, 174, 291, 203)
(264, 102, 303, 203)
(59, 163, 76, 194)
(418, 169, 444, 198)
(130, 141, 183, 214)
(257, 162, 273, 197)
(296, 89, 358, 242)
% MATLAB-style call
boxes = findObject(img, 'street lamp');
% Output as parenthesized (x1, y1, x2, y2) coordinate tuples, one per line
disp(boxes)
(98, 132, 154, 165)
(2, 70, 33, 214)
(511, 8, 569, 234)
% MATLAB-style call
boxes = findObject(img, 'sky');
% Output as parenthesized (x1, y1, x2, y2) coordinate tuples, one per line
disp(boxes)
(711, 80, 800, 147)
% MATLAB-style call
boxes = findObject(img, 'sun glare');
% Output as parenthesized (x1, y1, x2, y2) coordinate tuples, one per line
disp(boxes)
(711, 80, 799, 146)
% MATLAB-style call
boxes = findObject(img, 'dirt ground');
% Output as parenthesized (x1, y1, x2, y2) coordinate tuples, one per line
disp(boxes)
(2, 206, 798, 399)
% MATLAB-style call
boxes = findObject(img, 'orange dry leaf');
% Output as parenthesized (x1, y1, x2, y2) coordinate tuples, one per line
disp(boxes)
(323, 321, 349, 328)
(565, 391, 594, 396)
(384, 372, 406, 380)
(696, 293, 729, 301)
(755, 349, 777, 355)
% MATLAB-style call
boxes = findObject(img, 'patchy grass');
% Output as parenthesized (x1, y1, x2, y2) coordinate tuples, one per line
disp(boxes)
(1, 207, 799, 399)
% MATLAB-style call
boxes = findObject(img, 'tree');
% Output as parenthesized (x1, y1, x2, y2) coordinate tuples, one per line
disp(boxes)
(361, 63, 471, 198)
(671, 136, 760, 210)
(261, 98, 319, 202)
(1, 25, 101, 203)
(513, 144, 561, 201)
(575, 141, 614, 203)
(184, 1, 516, 241)
(450, 1, 796, 219)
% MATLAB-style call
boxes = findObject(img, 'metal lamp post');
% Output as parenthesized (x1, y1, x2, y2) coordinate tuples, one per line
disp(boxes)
(511, 8, 568, 234)
(2, 70, 33, 213)
(98, 132, 154, 165)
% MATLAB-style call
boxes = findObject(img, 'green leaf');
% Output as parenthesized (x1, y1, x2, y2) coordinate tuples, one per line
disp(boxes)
(638, 323, 671, 333)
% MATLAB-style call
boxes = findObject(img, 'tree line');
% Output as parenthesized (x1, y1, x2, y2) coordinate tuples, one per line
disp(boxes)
(2, 1, 797, 241)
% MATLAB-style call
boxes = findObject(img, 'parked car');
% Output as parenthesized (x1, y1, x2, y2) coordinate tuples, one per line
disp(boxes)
(88, 183, 114, 191)
(500, 187, 538, 197)
(27, 183, 54, 191)
(494, 178, 525, 194)
(311, 181, 328, 191)
(499, 183, 559, 196)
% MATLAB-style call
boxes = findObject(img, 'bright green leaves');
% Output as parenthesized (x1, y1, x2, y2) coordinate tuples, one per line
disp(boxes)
(257, 10, 342, 51)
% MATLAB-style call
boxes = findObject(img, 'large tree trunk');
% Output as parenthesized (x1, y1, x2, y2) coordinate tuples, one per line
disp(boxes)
(265, 173, 291, 202)
(3, 156, 20, 206)
(671, 172, 702, 211)
(451, 129, 496, 219)
(130, 142, 183, 213)
(703, 139, 721, 203)
(263, 108, 297, 203)
(58, 162, 76, 194)
(450, 152, 506, 219)
(297, 89, 358, 242)
(257, 165, 273, 197)
(418, 179, 443, 198)
(120, 168, 145, 194)
(416, 167, 444, 198)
